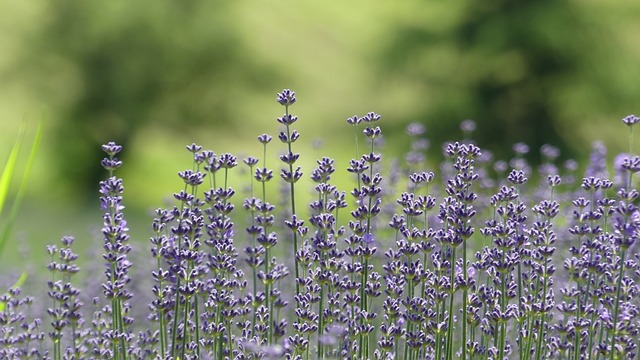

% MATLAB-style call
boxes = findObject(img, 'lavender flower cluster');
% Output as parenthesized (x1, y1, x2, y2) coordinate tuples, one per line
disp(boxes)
(2, 91, 640, 360)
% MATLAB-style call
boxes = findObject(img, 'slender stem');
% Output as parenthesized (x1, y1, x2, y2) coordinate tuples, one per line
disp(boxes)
(318, 282, 324, 359)
(462, 239, 468, 360)
(353, 124, 360, 162)
(609, 248, 627, 360)
(498, 253, 507, 360)
(180, 295, 191, 360)
(446, 247, 456, 360)
(284, 110, 301, 298)
(575, 293, 581, 360)
(535, 238, 550, 360)
(170, 282, 181, 357)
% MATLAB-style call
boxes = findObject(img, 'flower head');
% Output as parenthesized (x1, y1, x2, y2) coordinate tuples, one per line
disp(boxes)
(244, 156, 259, 167)
(347, 115, 361, 125)
(406, 122, 426, 136)
(101, 142, 122, 156)
(362, 111, 381, 123)
(460, 119, 476, 133)
(276, 88, 296, 106)
(258, 134, 273, 144)
(185, 143, 202, 153)
(513, 142, 529, 155)
(277, 114, 298, 126)
(363, 233, 375, 245)
(622, 114, 640, 127)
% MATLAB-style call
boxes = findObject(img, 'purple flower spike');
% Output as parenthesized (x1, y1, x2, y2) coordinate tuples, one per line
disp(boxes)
(219, 153, 238, 169)
(513, 142, 529, 155)
(276, 88, 296, 106)
(101, 141, 122, 156)
(347, 115, 361, 125)
(101, 142, 123, 171)
(460, 119, 476, 133)
(362, 112, 381, 123)
(258, 133, 273, 144)
(185, 143, 202, 153)
(277, 114, 298, 126)
(101, 158, 122, 171)
(244, 156, 259, 167)
(178, 169, 206, 186)
(363, 233, 375, 245)
(406, 122, 426, 136)
(540, 144, 560, 161)
(622, 114, 640, 127)
(98, 145, 133, 355)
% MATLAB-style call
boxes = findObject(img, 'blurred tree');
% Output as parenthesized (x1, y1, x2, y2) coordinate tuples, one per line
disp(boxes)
(377, 0, 612, 165)
(18, 0, 279, 201)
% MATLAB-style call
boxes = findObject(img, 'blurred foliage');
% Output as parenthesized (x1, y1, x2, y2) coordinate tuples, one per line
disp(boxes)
(17, 0, 279, 200)
(1, 0, 639, 204)
(377, 0, 640, 164)
(0, 0, 639, 270)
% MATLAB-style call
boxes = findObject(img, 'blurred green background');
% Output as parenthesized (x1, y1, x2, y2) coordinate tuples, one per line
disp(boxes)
(1, 0, 640, 269)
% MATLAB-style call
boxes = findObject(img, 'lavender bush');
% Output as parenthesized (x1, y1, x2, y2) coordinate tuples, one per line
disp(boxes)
(2, 90, 640, 360)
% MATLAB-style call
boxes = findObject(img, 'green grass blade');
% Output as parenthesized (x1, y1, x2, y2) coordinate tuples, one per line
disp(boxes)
(0, 120, 43, 256)
(0, 125, 25, 217)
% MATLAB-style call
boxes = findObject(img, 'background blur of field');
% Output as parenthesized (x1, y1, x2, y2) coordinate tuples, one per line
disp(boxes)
(1, 0, 639, 271)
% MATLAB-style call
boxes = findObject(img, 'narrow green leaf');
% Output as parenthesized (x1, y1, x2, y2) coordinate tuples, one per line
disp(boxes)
(0, 120, 42, 256)
(0, 124, 25, 217)
(13, 271, 28, 288)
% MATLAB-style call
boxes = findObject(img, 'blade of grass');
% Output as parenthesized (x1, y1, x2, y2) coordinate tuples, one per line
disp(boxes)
(0, 120, 43, 255)
(0, 120, 42, 310)
(0, 124, 25, 217)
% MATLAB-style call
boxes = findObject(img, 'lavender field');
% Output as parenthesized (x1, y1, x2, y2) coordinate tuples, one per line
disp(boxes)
(2, 89, 640, 360)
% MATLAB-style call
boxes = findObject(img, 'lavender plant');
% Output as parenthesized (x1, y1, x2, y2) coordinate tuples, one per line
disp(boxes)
(98, 142, 133, 359)
(4, 91, 640, 360)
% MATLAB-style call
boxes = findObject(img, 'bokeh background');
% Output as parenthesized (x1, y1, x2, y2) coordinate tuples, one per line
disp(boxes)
(1, 0, 639, 269)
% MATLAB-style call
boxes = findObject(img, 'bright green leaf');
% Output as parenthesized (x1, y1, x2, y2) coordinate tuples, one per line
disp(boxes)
(0, 120, 43, 256)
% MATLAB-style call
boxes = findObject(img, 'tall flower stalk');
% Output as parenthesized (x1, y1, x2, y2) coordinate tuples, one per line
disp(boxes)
(528, 175, 560, 360)
(347, 111, 382, 359)
(439, 142, 481, 360)
(309, 160, 333, 359)
(98, 142, 132, 360)
(149, 208, 173, 359)
(46, 236, 83, 360)
(608, 115, 640, 360)
(277, 89, 303, 297)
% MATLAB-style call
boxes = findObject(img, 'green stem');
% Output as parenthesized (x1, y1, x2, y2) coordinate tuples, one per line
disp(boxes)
(285, 118, 300, 298)
(159, 307, 166, 359)
(462, 239, 468, 360)
(535, 260, 549, 360)
(498, 262, 506, 360)
(609, 248, 627, 360)
(575, 293, 581, 360)
(194, 295, 200, 357)
(446, 246, 456, 360)
(170, 279, 181, 359)
(318, 284, 324, 359)
(180, 295, 191, 360)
